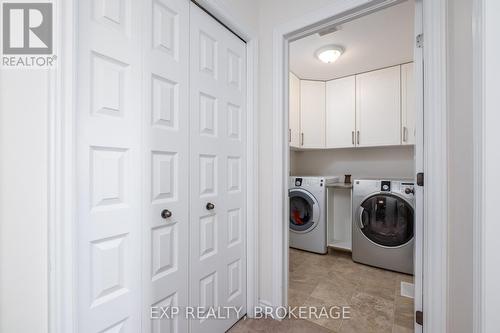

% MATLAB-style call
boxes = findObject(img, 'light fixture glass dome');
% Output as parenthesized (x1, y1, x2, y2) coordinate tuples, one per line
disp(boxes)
(315, 45, 344, 63)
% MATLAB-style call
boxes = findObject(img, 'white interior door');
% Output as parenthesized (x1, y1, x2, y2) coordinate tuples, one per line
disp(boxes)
(355, 66, 401, 147)
(189, 3, 247, 333)
(326, 76, 356, 148)
(289, 72, 301, 147)
(76, 0, 143, 331)
(142, 0, 190, 332)
(300, 80, 326, 148)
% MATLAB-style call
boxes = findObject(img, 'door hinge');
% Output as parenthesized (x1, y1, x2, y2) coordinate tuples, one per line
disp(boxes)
(417, 173, 424, 186)
(416, 310, 423, 325)
(416, 34, 423, 48)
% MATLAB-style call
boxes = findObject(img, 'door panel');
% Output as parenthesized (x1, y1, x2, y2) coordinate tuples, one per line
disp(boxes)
(326, 76, 356, 148)
(300, 80, 326, 148)
(401, 62, 416, 145)
(189, 3, 247, 333)
(355, 66, 401, 147)
(142, 0, 190, 332)
(77, 0, 143, 331)
(289, 72, 301, 147)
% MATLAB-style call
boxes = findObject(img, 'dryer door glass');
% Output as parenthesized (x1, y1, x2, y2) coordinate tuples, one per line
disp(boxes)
(289, 190, 317, 232)
(359, 194, 414, 247)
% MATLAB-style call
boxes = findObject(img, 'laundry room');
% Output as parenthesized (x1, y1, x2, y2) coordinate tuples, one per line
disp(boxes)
(288, 1, 418, 332)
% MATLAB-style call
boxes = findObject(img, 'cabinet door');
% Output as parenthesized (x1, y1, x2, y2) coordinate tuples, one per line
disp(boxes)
(355, 66, 401, 147)
(300, 80, 326, 148)
(401, 62, 416, 145)
(289, 72, 301, 147)
(326, 76, 356, 148)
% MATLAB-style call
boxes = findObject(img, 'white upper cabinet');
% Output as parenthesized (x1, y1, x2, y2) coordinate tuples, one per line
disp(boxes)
(300, 80, 326, 148)
(355, 65, 401, 147)
(401, 63, 416, 145)
(326, 76, 356, 148)
(289, 73, 301, 147)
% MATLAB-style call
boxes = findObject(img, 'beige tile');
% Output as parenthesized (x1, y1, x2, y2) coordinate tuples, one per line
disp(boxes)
(301, 296, 344, 332)
(238, 318, 333, 333)
(394, 296, 414, 329)
(284, 249, 413, 333)
(288, 288, 309, 307)
(339, 292, 394, 333)
(392, 324, 414, 333)
(310, 272, 358, 305)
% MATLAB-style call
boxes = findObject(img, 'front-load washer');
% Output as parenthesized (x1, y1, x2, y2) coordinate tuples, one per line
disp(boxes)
(289, 176, 339, 254)
(352, 179, 415, 274)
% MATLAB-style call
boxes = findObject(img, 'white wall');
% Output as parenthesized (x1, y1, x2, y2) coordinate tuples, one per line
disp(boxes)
(290, 146, 415, 179)
(447, 0, 473, 332)
(0, 70, 49, 333)
(255, 0, 335, 305)
(0, 1, 481, 331)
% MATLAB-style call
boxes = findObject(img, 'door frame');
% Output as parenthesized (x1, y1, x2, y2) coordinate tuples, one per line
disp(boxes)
(472, 0, 500, 331)
(272, 0, 447, 332)
(47, 0, 260, 331)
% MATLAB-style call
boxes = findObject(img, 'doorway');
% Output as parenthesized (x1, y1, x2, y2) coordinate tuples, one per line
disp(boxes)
(281, 0, 424, 332)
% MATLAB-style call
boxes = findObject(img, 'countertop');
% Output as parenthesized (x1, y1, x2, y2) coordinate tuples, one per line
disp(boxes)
(326, 183, 353, 189)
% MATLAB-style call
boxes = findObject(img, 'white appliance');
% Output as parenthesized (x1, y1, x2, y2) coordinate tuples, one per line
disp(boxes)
(289, 176, 339, 254)
(352, 179, 415, 274)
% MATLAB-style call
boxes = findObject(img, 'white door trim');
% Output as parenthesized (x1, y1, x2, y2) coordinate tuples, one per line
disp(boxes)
(472, 0, 500, 331)
(271, 0, 448, 332)
(48, 0, 77, 332)
(48, 0, 260, 331)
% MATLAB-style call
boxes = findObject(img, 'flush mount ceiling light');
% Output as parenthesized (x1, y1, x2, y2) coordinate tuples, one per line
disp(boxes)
(315, 45, 344, 64)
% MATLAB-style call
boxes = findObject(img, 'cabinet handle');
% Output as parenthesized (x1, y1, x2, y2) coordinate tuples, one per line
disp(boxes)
(352, 131, 355, 145)
(289, 129, 291, 143)
(301, 133, 304, 146)
(357, 131, 360, 145)
(403, 126, 408, 142)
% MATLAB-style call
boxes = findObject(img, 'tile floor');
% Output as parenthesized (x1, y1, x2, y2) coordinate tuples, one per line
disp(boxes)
(229, 248, 414, 333)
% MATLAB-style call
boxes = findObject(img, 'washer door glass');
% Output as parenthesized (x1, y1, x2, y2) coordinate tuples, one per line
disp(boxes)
(359, 194, 414, 247)
(289, 189, 318, 232)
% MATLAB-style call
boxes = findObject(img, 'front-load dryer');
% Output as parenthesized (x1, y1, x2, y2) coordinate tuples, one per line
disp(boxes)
(352, 179, 415, 274)
(289, 176, 339, 254)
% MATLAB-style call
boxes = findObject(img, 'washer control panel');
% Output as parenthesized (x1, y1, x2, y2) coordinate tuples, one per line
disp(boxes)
(397, 182, 415, 198)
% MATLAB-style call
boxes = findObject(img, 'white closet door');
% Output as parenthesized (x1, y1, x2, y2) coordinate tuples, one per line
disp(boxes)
(326, 76, 356, 148)
(355, 66, 401, 147)
(189, 3, 247, 333)
(289, 72, 301, 147)
(401, 62, 416, 145)
(142, 0, 189, 332)
(76, 0, 143, 332)
(300, 80, 326, 148)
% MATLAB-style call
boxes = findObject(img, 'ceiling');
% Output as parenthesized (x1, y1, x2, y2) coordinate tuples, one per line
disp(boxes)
(289, 1, 415, 81)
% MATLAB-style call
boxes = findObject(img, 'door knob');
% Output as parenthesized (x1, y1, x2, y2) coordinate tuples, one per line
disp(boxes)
(206, 202, 215, 210)
(161, 209, 172, 219)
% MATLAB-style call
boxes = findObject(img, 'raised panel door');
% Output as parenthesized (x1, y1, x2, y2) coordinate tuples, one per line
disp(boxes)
(189, 3, 247, 333)
(77, 0, 143, 331)
(142, 0, 190, 332)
